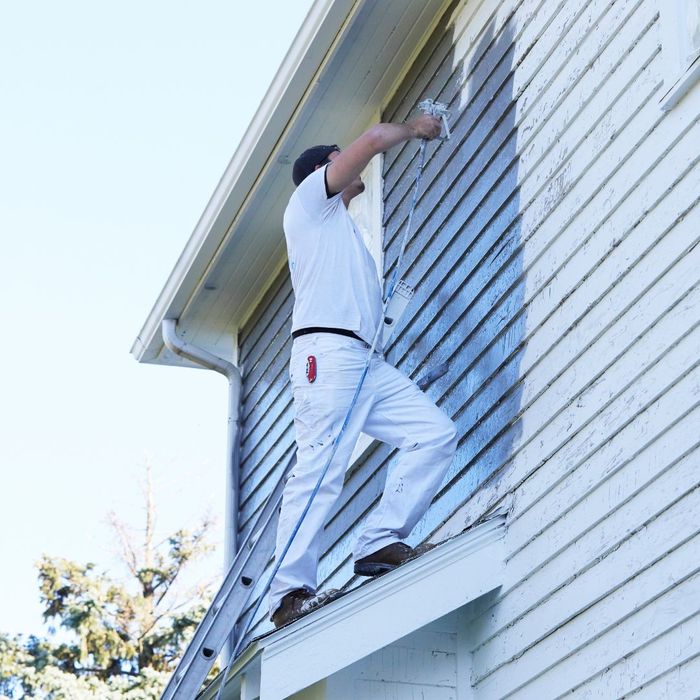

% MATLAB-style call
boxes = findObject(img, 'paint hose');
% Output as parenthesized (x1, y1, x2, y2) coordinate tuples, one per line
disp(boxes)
(214, 100, 450, 699)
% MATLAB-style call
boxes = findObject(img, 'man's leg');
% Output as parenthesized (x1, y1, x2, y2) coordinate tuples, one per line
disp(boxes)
(353, 358, 458, 560)
(269, 336, 373, 617)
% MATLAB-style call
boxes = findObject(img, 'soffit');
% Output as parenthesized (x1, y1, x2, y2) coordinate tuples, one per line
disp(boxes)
(131, 0, 451, 366)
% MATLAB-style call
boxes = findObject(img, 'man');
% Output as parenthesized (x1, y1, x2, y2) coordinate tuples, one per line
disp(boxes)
(270, 115, 458, 628)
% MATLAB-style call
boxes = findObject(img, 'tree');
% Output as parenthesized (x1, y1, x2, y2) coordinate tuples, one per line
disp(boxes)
(0, 466, 217, 699)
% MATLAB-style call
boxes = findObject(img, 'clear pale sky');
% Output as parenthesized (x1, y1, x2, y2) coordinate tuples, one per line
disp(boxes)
(0, 0, 314, 636)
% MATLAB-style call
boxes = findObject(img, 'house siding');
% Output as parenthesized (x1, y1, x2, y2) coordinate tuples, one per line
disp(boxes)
(404, 0, 700, 697)
(326, 618, 460, 699)
(236, 0, 700, 692)
(238, 266, 295, 541)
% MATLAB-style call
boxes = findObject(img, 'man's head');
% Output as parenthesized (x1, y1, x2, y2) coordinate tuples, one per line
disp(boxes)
(292, 144, 340, 186)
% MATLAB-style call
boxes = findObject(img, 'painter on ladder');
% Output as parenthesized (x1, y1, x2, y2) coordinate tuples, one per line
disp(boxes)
(270, 115, 458, 629)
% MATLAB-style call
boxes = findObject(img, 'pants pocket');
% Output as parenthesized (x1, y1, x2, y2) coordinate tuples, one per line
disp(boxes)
(291, 338, 367, 390)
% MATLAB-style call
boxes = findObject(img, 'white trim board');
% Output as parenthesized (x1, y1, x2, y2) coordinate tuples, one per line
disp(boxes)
(202, 515, 505, 700)
(659, 0, 700, 110)
(260, 514, 505, 699)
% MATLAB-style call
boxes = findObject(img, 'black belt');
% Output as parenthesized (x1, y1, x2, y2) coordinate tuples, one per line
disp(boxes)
(292, 326, 363, 342)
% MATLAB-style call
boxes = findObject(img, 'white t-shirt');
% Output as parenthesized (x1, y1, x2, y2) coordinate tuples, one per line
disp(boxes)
(283, 165, 383, 344)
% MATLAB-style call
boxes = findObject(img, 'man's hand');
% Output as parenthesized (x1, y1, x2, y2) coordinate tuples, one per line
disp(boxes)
(405, 114, 442, 140)
(324, 117, 443, 196)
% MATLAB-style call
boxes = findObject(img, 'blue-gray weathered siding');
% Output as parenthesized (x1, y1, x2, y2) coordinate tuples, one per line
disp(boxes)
(238, 268, 295, 541)
(315, 3, 525, 592)
(235, 0, 523, 637)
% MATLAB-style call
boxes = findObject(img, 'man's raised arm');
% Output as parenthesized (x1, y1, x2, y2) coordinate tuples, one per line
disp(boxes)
(325, 115, 442, 195)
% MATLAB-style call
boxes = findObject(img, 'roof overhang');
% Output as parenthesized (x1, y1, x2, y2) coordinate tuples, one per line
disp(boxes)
(131, 0, 452, 367)
(200, 514, 506, 700)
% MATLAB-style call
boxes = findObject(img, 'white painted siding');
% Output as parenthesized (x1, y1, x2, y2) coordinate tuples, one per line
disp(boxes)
(326, 618, 459, 700)
(407, 0, 700, 697)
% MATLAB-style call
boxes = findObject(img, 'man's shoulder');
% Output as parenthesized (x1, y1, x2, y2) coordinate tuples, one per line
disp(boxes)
(291, 166, 343, 220)
(284, 188, 311, 228)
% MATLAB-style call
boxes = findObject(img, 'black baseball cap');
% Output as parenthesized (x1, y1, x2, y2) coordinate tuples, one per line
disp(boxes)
(292, 144, 340, 186)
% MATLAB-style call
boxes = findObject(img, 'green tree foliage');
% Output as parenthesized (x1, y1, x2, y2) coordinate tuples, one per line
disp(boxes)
(0, 468, 216, 699)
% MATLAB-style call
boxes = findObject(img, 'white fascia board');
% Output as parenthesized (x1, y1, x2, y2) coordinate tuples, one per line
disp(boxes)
(130, 0, 356, 363)
(200, 515, 506, 700)
(259, 515, 506, 700)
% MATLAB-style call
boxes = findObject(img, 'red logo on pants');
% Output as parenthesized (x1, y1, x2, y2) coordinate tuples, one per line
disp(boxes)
(306, 355, 317, 383)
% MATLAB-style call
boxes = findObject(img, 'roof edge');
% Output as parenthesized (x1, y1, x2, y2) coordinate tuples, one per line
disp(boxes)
(131, 0, 357, 363)
(198, 514, 505, 699)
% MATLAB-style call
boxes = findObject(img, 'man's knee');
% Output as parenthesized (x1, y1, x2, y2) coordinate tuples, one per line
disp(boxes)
(442, 417, 459, 454)
(427, 413, 458, 457)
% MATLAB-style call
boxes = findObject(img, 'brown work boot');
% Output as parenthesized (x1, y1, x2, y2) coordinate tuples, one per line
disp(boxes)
(354, 541, 435, 576)
(271, 588, 341, 629)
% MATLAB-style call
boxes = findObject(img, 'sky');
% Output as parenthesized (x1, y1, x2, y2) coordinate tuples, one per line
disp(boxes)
(0, 0, 314, 637)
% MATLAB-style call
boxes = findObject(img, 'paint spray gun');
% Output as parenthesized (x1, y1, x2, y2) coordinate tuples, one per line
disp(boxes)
(418, 98, 451, 139)
(381, 99, 451, 350)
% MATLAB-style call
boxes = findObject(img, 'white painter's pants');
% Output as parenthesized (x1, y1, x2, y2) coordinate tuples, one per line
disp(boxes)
(269, 333, 458, 615)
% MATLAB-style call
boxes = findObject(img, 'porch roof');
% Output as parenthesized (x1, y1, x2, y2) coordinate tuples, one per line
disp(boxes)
(201, 514, 506, 700)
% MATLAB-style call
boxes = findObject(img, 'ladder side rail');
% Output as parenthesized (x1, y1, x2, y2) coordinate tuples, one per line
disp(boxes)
(161, 451, 296, 700)
(228, 525, 278, 651)
(163, 513, 279, 700)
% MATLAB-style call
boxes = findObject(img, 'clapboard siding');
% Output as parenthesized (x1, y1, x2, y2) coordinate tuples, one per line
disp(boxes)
(237, 266, 295, 539)
(315, 0, 670, 589)
(473, 447, 700, 669)
(326, 620, 459, 698)
(396, 0, 700, 698)
(613, 641, 700, 699)
(231, 0, 700, 681)
(382, 0, 627, 268)
(388, 3, 660, 383)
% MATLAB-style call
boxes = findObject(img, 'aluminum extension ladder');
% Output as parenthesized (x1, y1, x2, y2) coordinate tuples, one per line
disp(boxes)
(160, 450, 296, 700)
